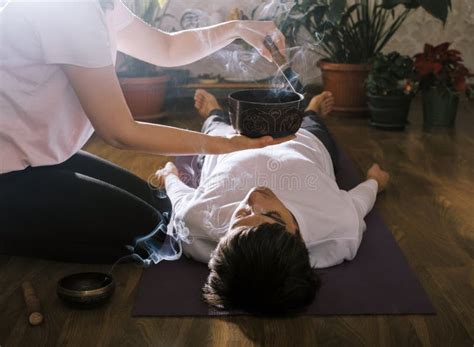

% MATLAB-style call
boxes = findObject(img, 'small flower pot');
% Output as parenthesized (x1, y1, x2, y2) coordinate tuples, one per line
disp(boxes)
(367, 94, 412, 130)
(422, 88, 459, 128)
(119, 75, 170, 121)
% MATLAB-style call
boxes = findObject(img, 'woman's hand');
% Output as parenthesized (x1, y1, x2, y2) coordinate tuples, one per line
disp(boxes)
(154, 162, 179, 189)
(235, 20, 286, 63)
(223, 133, 296, 153)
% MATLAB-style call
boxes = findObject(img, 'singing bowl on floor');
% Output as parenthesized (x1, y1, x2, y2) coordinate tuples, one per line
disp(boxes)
(228, 89, 304, 138)
(57, 272, 115, 308)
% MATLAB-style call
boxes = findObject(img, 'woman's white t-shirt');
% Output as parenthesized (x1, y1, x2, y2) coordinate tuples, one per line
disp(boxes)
(0, 0, 135, 174)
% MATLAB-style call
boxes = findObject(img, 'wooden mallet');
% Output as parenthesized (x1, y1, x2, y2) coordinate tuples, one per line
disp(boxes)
(21, 281, 44, 326)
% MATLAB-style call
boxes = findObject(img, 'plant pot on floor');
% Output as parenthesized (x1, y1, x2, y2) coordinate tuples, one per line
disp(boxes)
(119, 75, 170, 121)
(422, 88, 459, 128)
(368, 94, 412, 130)
(318, 60, 371, 116)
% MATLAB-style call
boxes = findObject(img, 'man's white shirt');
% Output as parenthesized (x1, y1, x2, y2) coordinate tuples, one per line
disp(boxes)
(165, 127, 378, 268)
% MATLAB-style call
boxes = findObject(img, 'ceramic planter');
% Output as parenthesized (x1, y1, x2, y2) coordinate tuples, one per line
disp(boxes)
(119, 75, 170, 121)
(422, 88, 459, 128)
(318, 60, 371, 116)
(367, 94, 412, 130)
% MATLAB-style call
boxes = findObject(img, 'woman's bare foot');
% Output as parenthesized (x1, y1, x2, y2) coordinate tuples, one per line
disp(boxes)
(305, 91, 335, 117)
(194, 89, 222, 119)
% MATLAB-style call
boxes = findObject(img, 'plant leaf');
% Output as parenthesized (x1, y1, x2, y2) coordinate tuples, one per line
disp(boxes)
(418, 0, 450, 23)
(381, 0, 420, 9)
(327, 0, 347, 23)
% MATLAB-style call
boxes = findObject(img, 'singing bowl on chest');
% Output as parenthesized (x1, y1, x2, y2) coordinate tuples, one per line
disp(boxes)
(57, 272, 115, 308)
(228, 89, 304, 138)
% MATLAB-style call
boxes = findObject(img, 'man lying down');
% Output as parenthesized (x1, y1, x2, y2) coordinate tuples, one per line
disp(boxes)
(155, 89, 390, 314)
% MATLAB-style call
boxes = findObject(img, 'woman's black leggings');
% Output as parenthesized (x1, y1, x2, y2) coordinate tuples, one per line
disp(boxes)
(0, 151, 171, 263)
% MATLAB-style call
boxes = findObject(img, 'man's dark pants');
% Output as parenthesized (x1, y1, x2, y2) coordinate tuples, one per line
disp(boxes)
(200, 109, 338, 169)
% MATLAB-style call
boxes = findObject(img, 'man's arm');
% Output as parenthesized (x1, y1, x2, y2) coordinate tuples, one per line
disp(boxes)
(307, 180, 377, 269)
(348, 179, 379, 220)
(307, 164, 389, 268)
(155, 163, 196, 218)
(308, 165, 389, 269)
(348, 163, 390, 224)
(157, 163, 215, 264)
(165, 174, 196, 217)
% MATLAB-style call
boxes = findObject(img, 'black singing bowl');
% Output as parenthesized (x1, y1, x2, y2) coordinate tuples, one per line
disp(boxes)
(57, 272, 115, 308)
(228, 89, 304, 138)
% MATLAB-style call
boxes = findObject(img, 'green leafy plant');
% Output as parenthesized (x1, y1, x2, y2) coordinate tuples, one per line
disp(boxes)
(366, 51, 416, 96)
(279, 0, 452, 64)
(414, 42, 473, 97)
(117, 0, 172, 78)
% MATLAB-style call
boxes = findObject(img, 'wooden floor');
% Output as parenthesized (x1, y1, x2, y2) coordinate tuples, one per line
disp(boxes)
(1, 97, 473, 347)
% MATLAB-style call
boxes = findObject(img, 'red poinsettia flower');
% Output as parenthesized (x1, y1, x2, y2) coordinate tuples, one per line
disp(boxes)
(447, 49, 463, 63)
(413, 55, 442, 77)
(450, 65, 474, 93)
(414, 42, 473, 94)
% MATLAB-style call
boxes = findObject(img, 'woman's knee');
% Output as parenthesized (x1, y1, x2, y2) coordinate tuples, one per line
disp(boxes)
(0, 169, 161, 248)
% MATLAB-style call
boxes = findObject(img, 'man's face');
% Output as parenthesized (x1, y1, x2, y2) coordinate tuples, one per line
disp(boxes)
(229, 187, 299, 234)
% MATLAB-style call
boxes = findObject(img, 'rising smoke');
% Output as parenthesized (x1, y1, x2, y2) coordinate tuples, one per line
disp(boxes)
(171, 0, 323, 87)
(121, 0, 324, 268)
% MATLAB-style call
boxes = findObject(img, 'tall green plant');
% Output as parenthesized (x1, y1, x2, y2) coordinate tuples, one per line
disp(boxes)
(280, 0, 452, 64)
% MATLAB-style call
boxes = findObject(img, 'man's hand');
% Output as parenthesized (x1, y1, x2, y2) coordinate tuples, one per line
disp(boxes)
(366, 163, 390, 193)
(154, 162, 179, 189)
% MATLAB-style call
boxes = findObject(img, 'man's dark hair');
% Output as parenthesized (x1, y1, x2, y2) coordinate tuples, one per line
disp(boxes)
(202, 223, 319, 315)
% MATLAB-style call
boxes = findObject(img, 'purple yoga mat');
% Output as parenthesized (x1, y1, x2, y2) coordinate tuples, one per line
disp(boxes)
(132, 147, 435, 316)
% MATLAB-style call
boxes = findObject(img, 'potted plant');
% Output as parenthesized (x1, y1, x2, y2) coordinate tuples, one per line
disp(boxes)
(366, 51, 416, 129)
(117, 0, 172, 120)
(414, 42, 473, 128)
(279, 0, 452, 116)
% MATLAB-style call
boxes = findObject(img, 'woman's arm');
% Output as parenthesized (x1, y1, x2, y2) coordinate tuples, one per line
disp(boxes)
(117, 17, 285, 67)
(62, 64, 290, 155)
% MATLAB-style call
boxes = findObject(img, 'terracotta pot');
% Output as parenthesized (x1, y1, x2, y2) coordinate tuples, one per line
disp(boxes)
(318, 60, 371, 116)
(119, 75, 170, 121)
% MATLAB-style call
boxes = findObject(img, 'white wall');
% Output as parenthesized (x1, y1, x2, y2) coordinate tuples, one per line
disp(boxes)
(384, 0, 474, 71)
(143, 0, 474, 84)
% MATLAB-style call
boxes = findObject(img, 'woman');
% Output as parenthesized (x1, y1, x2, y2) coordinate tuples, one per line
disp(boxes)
(0, 0, 289, 263)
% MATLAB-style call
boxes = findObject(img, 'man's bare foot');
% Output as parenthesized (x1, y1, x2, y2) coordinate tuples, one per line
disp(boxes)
(305, 91, 335, 117)
(194, 89, 222, 119)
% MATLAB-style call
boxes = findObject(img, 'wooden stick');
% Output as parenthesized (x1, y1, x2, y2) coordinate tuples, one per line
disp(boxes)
(21, 281, 44, 326)
(263, 35, 287, 67)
